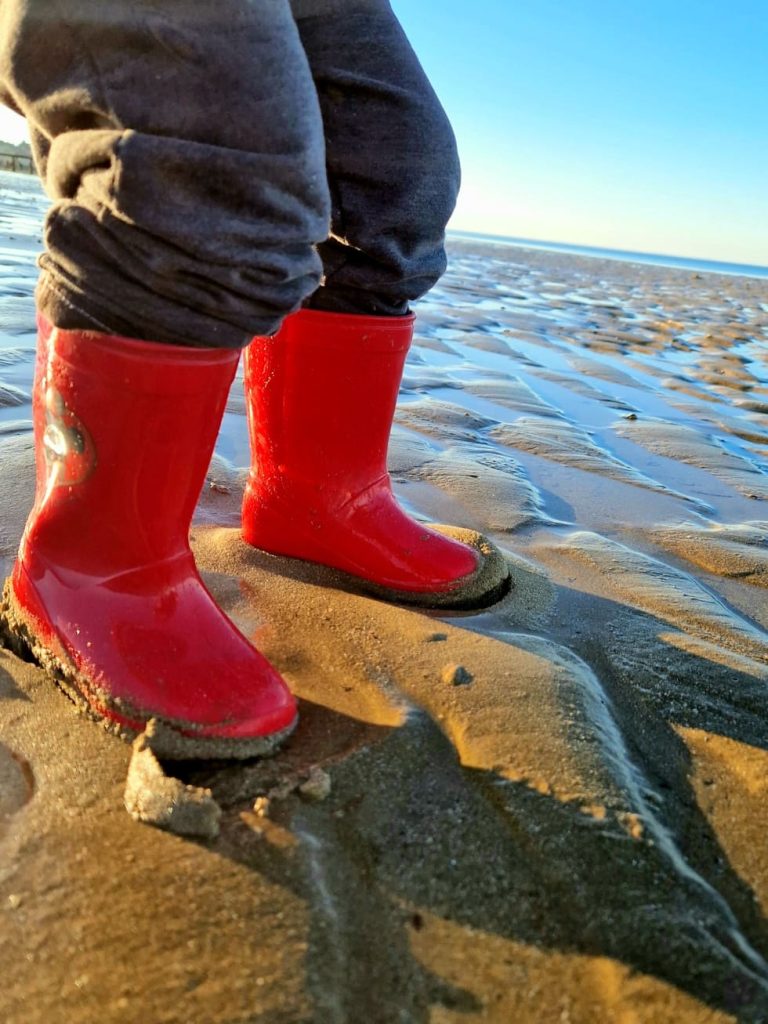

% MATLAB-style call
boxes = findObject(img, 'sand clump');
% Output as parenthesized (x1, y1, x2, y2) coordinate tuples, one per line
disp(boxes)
(440, 663, 473, 686)
(124, 728, 223, 840)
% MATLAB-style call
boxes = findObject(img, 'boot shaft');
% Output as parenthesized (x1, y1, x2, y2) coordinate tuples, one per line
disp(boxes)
(244, 309, 414, 495)
(239, 308, 491, 599)
(22, 318, 239, 579)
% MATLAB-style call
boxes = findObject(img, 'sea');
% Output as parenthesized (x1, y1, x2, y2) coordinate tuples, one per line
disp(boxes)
(448, 229, 768, 281)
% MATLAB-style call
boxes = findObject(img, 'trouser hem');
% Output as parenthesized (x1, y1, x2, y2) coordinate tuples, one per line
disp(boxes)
(36, 266, 253, 350)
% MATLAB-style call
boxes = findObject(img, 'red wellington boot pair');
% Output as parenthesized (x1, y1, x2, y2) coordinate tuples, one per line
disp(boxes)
(0, 310, 508, 756)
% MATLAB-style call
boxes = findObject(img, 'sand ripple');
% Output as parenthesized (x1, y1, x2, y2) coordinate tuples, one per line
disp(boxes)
(395, 397, 497, 441)
(465, 377, 563, 418)
(414, 442, 551, 532)
(491, 415, 701, 505)
(534, 531, 768, 663)
(529, 367, 638, 412)
(645, 522, 768, 586)
(566, 354, 647, 391)
(614, 418, 768, 499)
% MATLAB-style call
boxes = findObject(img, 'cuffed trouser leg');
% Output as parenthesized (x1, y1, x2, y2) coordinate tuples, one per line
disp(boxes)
(291, 0, 461, 316)
(0, 0, 331, 347)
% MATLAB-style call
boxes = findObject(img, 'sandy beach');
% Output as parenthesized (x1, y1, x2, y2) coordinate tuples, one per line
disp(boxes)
(0, 169, 767, 1022)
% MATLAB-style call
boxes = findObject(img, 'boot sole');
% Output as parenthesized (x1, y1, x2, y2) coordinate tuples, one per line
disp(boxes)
(0, 578, 296, 761)
(250, 525, 513, 611)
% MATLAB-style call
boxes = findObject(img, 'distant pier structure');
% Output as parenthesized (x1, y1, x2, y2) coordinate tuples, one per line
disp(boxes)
(0, 141, 33, 174)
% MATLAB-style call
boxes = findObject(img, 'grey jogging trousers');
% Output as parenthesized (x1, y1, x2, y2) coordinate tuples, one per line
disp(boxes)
(0, 0, 460, 347)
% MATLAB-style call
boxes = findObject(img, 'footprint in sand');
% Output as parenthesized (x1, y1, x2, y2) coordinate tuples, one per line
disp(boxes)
(0, 743, 34, 824)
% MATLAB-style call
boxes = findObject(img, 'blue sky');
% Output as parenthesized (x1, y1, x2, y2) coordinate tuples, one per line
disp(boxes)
(1, 2, 765, 264)
(391, 0, 767, 265)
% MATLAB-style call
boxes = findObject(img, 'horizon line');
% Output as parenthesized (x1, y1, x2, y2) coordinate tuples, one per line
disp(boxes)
(447, 229, 768, 276)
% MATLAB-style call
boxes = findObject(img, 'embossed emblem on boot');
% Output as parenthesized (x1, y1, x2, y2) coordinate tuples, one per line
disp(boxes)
(43, 387, 96, 486)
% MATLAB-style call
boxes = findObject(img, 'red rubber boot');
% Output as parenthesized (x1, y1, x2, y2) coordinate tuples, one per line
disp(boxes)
(0, 317, 296, 758)
(242, 310, 510, 608)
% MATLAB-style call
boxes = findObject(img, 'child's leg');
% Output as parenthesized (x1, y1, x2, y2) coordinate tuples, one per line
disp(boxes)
(291, 0, 461, 316)
(0, 0, 331, 347)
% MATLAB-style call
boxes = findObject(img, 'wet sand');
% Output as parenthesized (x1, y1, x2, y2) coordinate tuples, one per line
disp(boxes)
(1, 171, 768, 1022)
